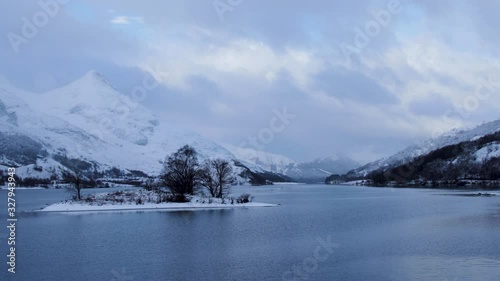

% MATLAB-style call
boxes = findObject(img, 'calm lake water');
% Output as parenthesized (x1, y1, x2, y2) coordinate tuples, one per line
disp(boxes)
(0, 185, 500, 281)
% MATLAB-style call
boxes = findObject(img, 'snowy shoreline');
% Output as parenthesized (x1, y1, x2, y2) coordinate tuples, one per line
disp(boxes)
(0, 187, 46, 190)
(39, 201, 278, 212)
(38, 189, 278, 213)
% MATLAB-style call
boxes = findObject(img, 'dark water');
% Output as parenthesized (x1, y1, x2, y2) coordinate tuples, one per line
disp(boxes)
(0, 185, 499, 281)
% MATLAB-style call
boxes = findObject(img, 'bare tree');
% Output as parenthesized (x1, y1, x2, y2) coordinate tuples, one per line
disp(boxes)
(61, 170, 85, 201)
(200, 158, 235, 198)
(144, 178, 157, 191)
(213, 159, 235, 198)
(161, 145, 200, 196)
(199, 160, 217, 197)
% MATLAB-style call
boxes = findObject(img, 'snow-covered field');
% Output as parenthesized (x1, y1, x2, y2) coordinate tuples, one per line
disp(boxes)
(40, 189, 277, 212)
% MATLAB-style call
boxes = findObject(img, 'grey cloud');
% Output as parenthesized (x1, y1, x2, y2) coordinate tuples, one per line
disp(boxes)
(408, 93, 454, 117)
(314, 67, 398, 104)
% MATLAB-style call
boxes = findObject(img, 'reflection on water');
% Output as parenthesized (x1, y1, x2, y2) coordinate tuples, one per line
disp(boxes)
(344, 256, 500, 281)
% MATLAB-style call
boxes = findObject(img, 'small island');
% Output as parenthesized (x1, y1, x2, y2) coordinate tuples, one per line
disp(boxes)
(41, 145, 277, 213)
(41, 190, 277, 212)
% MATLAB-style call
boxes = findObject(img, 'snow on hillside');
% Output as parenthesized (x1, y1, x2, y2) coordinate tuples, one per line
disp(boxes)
(14, 158, 67, 180)
(0, 85, 108, 163)
(474, 142, 500, 163)
(221, 143, 295, 174)
(284, 154, 360, 180)
(28, 71, 159, 146)
(222, 143, 360, 180)
(352, 120, 500, 176)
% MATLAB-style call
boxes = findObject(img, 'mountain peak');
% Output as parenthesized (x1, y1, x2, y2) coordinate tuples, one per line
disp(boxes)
(33, 69, 160, 146)
(79, 70, 112, 88)
(49, 70, 119, 102)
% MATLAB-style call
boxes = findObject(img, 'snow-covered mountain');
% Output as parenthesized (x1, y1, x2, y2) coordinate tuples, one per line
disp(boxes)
(348, 119, 500, 177)
(285, 155, 360, 181)
(222, 144, 359, 182)
(0, 71, 287, 184)
(353, 130, 500, 186)
(32, 71, 159, 146)
(220, 143, 296, 174)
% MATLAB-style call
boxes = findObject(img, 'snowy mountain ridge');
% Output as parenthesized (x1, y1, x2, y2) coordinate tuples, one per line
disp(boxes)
(222, 144, 360, 182)
(350, 119, 500, 177)
(28, 70, 159, 146)
(220, 143, 296, 174)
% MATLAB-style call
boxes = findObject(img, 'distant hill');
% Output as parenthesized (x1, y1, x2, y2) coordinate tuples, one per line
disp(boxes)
(345, 119, 500, 178)
(327, 120, 500, 187)
(222, 144, 359, 183)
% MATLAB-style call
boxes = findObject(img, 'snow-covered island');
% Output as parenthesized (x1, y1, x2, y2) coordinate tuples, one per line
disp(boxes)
(40, 189, 278, 212)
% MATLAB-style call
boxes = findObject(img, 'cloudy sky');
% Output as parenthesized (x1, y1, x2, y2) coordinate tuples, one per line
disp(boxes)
(1, 0, 500, 163)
